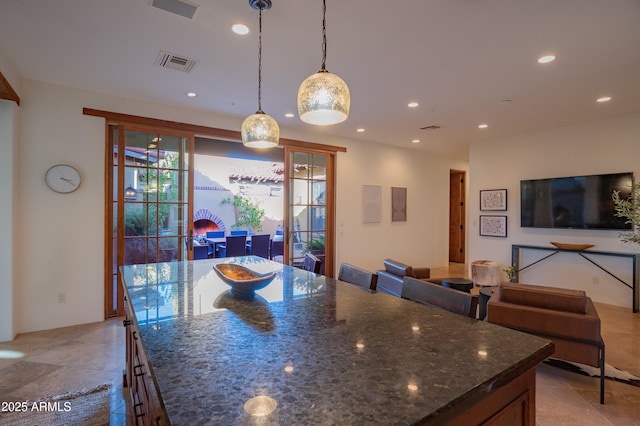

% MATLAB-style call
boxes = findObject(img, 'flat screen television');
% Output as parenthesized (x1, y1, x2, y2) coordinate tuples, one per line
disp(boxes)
(520, 172, 633, 230)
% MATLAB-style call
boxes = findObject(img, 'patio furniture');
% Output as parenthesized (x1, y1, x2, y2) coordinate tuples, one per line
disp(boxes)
(401, 277, 478, 318)
(338, 263, 377, 291)
(487, 282, 605, 404)
(230, 230, 248, 236)
(248, 234, 270, 259)
(218, 235, 247, 258)
(270, 239, 284, 261)
(193, 244, 209, 260)
(206, 231, 225, 257)
(302, 253, 321, 274)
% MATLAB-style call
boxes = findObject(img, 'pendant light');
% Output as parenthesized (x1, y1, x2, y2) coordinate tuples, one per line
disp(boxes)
(297, 0, 350, 125)
(241, 0, 279, 148)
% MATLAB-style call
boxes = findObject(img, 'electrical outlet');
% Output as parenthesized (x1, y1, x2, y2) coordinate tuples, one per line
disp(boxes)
(57, 292, 67, 303)
(592, 276, 600, 285)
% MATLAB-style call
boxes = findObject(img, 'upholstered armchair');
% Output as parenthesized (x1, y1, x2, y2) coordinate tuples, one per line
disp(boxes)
(376, 259, 430, 297)
(487, 282, 605, 404)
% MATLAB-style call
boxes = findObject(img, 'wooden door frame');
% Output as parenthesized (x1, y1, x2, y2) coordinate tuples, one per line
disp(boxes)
(284, 146, 337, 278)
(449, 169, 466, 264)
(104, 123, 193, 317)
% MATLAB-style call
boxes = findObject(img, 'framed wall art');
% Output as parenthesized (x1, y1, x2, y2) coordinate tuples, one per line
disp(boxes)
(480, 189, 507, 211)
(391, 187, 407, 222)
(479, 215, 507, 237)
(362, 185, 382, 223)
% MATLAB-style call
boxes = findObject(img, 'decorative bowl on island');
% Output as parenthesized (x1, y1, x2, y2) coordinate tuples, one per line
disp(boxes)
(213, 263, 276, 299)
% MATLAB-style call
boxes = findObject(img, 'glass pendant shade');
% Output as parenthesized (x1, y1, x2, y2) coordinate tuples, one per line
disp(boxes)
(241, 111, 280, 148)
(297, 70, 350, 125)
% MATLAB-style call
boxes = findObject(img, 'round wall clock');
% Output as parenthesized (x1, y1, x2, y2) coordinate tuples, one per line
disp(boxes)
(45, 164, 81, 193)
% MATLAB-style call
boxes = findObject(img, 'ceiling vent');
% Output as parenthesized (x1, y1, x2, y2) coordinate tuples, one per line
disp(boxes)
(420, 125, 441, 131)
(150, 0, 199, 19)
(155, 51, 198, 73)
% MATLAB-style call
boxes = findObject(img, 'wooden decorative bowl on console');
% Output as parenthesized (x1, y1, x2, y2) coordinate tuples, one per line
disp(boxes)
(213, 263, 276, 300)
(550, 242, 595, 251)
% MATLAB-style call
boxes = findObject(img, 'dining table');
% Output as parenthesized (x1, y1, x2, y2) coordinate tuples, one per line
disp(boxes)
(204, 235, 269, 257)
(121, 256, 553, 425)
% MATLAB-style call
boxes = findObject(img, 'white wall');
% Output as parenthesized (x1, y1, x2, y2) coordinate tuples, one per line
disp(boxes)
(10, 78, 467, 336)
(336, 139, 468, 273)
(468, 113, 640, 308)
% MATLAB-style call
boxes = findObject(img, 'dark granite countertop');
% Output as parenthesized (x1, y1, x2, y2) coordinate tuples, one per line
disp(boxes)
(121, 256, 553, 425)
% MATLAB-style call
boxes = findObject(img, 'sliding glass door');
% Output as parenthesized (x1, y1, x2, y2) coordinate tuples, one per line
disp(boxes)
(285, 148, 336, 277)
(107, 124, 193, 316)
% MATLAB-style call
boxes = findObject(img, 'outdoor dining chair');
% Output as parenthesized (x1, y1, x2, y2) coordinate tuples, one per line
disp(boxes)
(301, 253, 322, 274)
(206, 230, 225, 257)
(248, 234, 270, 259)
(218, 235, 247, 257)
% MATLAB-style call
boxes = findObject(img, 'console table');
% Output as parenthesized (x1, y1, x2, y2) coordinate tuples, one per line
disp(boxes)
(511, 244, 639, 312)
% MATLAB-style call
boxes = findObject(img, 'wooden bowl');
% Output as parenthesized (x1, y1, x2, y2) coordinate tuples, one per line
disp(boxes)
(550, 242, 595, 251)
(213, 263, 276, 299)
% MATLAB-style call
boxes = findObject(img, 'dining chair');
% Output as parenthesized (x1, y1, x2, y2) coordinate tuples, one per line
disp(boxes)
(248, 234, 270, 259)
(206, 231, 225, 257)
(193, 244, 209, 260)
(301, 253, 322, 274)
(401, 277, 478, 318)
(338, 263, 377, 291)
(270, 239, 284, 262)
(230, 230, 248, 236)
(218, 235, 247, 258)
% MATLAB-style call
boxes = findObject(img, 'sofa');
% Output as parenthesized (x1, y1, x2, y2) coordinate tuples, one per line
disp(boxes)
(376, 259, 430, 297)
(487, 282, 605, 404)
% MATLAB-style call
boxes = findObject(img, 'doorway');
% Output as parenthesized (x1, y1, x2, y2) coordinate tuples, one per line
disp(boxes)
(285, 148, 335, 275)
(449, 170, 466, 263)
(106, 125, 192, 317)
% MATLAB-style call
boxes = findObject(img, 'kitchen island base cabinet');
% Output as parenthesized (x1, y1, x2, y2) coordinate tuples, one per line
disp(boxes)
(124, 297, 165, 426)
(445, 367, 536, 426)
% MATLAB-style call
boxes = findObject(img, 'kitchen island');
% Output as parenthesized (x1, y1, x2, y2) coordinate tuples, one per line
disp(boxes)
(121, 256, 553, 425)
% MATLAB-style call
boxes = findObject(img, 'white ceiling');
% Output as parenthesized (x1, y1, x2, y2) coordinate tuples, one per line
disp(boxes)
(2, 0, 640, 159)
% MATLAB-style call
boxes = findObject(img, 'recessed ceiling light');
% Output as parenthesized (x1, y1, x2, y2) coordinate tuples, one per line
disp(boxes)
(412, 139, 420, 144)
(186, 92, 197, 97)
(284, 113, 295, 118)
(408, 102, 419, 108)
(537, 55, 556, 64)
(232, 24, 249, 35)
(356, 128, 365, 132)
(478, 124, 488, 129)
(596, 96, 612, 103)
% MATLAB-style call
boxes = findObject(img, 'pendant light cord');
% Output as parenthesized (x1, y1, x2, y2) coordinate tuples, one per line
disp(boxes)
(321, 0, 327, 71)
(257, 6, 264, 113)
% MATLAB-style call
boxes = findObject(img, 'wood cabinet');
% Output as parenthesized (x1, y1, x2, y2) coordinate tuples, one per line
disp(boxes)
(123, 296, 165, 426)
(445, 367, 536, 425)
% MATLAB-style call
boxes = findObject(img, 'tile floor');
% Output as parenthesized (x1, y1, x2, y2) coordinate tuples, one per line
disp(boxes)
(0, 263, 638, 425)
